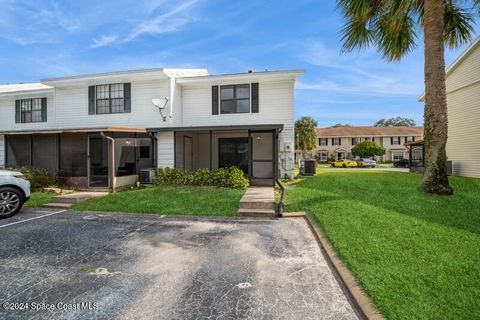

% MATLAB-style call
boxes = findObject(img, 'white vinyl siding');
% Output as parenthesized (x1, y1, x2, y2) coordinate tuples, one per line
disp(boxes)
(0, 95, 54, 131)
(0, 135, 4, 168)
(446, 81, 480, 177)
(54, 80, 169, 129)
(444, 42, 480, 178)
(157, 131, 174, 168)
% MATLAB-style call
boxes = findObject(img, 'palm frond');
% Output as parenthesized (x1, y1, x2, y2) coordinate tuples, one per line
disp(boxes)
(338, 0, 381, 52)
(375, 0, 418, 61)
(443, 0, 475, 48)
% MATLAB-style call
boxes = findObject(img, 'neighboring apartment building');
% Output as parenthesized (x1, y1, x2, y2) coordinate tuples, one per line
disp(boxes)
(315, 126, 424, 162)
(0, 68, 302, 189)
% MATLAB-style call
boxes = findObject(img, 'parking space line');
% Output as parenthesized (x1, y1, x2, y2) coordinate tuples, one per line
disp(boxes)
(0, 210, 68, 229)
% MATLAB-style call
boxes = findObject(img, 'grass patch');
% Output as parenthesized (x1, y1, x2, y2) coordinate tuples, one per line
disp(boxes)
(285, 171, 480, 320)
(24, 192, 55, 208)
(72, 186, 244, 216)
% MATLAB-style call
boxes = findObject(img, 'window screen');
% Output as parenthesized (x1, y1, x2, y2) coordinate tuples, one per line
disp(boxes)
(59, 133, 88, 177)
(6, 135, 31, 167)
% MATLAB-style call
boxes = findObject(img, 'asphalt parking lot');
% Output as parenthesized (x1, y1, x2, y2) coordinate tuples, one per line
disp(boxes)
(0, 209, 359, 320)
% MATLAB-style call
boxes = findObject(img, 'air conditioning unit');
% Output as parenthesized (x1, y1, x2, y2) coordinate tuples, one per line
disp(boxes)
(300, 159, 316, 176)
(140, 168, 156, 184)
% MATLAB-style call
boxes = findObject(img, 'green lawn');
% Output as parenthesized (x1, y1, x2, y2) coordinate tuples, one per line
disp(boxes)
(72, 186, 245, 216)
(24, 192, 55, 208)
(285, 171, 480, 320)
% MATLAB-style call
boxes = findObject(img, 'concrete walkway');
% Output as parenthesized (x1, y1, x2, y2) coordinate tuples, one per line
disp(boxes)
(43, 191, 108, 209)
(237, 187, 276, 217)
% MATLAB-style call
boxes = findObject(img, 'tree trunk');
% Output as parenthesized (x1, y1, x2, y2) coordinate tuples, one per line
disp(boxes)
(422, 0, 453, 195)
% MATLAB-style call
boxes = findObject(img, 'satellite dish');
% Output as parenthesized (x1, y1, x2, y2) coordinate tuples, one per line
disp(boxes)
(152, 98, 167, 110)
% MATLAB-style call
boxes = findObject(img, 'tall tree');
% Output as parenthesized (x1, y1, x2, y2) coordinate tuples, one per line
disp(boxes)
(351, 141, 386, 158)
(374, 117, 416, 127)
(295, 116, 318, 159)
(338, 0, 480, 195)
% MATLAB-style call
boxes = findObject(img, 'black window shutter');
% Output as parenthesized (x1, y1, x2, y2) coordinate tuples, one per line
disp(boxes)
(339, 138, 341, 145)
(404, 137, 408, 143)
(391, 137, 394, 144)
(372, 137, 375, 142)
(41, 98, 47, 122)
(413, 136, 415, 141)
(15, 100, 21, 123)
(251, 83, 259, 113)
(325, 138, 328, 146)
(124, 83, 131, 113)
(212, 86, 219, 115)
(88, 86, 96, 115)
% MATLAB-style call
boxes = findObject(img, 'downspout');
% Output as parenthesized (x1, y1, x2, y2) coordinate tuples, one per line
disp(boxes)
(100, 132, 116, 192)
(275, 127, 285, 217)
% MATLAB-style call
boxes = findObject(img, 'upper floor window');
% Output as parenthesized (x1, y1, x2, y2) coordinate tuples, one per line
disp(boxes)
(319, 138, 328, 146)
(15, 98, 47, 123)
(96, 84, 124, 114)
(89, 83, 131, 115)
(405, 136, 416, 143)
(220, 84, 250, 114)
(391, 137, 401, 145)
(364, 137, 374, 142)
(352, 137, 360, 145)
(332, 138, 341, 146)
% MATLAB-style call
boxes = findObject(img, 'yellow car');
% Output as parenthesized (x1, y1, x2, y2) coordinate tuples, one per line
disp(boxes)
(331, 159, 358, 168)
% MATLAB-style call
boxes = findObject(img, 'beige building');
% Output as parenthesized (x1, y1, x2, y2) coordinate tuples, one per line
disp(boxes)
(315, 126, 423, 162)
(442, 37, 480, 178)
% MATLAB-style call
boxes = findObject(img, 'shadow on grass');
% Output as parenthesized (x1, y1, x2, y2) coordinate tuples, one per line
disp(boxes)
(286, 172, 480, 235)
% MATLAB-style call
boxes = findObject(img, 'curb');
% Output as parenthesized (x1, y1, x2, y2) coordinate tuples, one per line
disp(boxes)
(299, 213, 384, 320)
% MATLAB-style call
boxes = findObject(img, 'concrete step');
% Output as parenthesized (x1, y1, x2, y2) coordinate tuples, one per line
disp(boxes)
(52, 192, 108, 204)
(237, 208, 276, 217)
(43, 203, 73, 209)
(239, 200, 275, 210)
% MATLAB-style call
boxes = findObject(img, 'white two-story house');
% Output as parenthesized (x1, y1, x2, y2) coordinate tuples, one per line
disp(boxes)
(0, 68, 302, 190)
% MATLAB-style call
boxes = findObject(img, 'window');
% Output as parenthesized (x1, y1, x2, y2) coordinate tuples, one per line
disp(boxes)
(319, 151, 328, 161)
(392, 152, 405, 161)
(17, 98, 46, 123)
(405, 136, 415, 143)
(332, 138, 341, 146)
(391, 137, 401, 145)
(352, 137, 360, 145)
(319, 138, 328, 146)
(364, 137, 374, 142)
(220, 84, 250, 114)
(96, 83, 124, 114)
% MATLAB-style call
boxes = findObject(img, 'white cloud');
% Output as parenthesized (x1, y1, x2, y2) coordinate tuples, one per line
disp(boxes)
(298, 39, 424, 97)
(90, 35, 118, 48)
(90, 0, 201, 48)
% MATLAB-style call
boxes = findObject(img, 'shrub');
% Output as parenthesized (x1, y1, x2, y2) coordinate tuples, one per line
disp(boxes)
(155, 167, 249, 189)
(8, 166, 57, 190)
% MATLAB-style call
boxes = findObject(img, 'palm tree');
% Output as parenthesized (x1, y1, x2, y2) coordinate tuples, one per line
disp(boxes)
(337, 0, 480, 195)
(295, 116, 318, 160)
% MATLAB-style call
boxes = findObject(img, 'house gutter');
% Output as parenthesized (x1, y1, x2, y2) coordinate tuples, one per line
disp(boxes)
(100, 132, 116, 192)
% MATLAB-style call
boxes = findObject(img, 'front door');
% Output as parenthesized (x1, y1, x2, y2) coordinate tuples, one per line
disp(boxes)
(88, 135, 109, 188)
(218, 138, 249, 174)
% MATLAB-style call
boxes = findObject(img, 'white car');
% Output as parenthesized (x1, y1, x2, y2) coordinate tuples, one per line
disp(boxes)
(360, 159, 376, 168)
(0, 170, 31, 219)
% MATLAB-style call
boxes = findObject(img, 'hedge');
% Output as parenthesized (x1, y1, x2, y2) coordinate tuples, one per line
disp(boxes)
(154, 167, 249, 189)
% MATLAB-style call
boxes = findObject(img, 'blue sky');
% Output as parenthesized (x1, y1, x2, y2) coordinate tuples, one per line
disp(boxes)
(0, 0, 477, 127)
